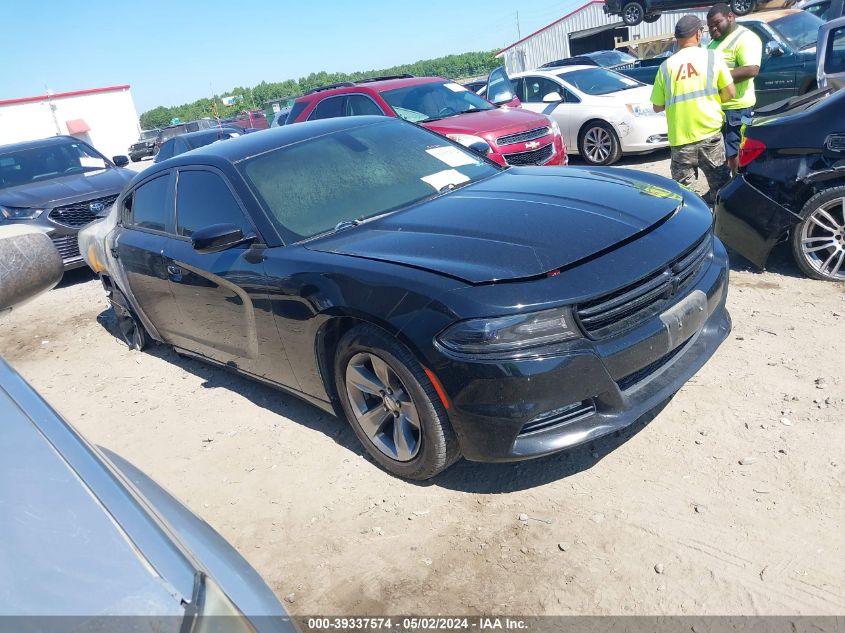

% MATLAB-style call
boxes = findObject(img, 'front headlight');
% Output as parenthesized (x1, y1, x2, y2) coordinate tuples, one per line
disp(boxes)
(549, 119, 561, 136)
(626, 103, 660, 117)
(446, 133, 491, 154)
(437, 306, 579, 354)
(1, 206, 45, 220)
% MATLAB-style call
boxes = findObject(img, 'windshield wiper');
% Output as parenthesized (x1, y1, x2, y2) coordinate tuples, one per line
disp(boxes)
(334, 219, 361, 232)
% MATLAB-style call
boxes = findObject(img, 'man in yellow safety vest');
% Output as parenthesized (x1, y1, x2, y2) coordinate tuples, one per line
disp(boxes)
(651, 15, 736, 204)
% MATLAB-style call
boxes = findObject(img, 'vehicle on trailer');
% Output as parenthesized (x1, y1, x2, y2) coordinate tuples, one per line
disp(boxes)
(0, 136, 133, 270)
(715, 87, 845, 281)
(604, 0, 789, 26)
(509, 66, 668, 165)
(80, 116, 730, 480)
(286, 69, 567, 167)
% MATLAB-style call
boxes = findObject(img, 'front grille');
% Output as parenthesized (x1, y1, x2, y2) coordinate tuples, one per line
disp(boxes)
(616, 338, 690, 392)
(519, 400, 596, 436)
(576, 231, 712, 339)
(503, 143, 554, 166)
(49, 195, 118, 228)
(496, 126, 549, 146)
(50, 235, 81, 261)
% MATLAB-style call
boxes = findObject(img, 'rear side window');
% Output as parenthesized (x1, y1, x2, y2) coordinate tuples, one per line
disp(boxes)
(156, 141, 175, 161)
(176, 170, 251, 237)
(172, 138, 189, 156)
(308, 96, 345, 121)
(347, 95, 383, 116)
(826, 26, 845, 74)
(286, 101, 308, 124)
(128, 175, 170, 231)
(522, 76, 562, 103)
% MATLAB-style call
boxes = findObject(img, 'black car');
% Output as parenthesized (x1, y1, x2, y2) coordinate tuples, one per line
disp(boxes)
(0, 136, 133, 270)
(82, 116, 730, 480)
(715, 88, 845, 282)
(128, 129, 160, 162)
(154, 127, 242, 163)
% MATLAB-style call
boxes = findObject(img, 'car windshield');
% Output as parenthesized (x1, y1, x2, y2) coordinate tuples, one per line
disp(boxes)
(379, 81, 495, 123)
(0, 142, 110, 190)
(140, 130, 158, 141)
(588, 50, 638, 66)
(558, 68, 642, 94)
(239, 119, 499, 243)
(770, 11, 824, 50)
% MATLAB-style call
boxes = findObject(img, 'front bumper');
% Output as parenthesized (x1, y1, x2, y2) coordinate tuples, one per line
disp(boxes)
(617, 115, 670, 154)
(129, 144, 155, 159)
(714, 173, 798, 269)
(436, 239, 731, 462)
(489, 133, 567, 167)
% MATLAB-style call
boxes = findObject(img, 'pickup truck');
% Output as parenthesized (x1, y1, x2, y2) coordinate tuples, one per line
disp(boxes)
(617, 10, 824, 106)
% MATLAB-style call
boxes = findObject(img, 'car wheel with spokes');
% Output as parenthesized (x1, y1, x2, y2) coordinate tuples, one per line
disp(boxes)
(622, 1, 645, 25)
(334, 323, 460, 480)
(730, 0, 755, 15)
(791, 186, 845, 282)
(578, 121, 622, 166)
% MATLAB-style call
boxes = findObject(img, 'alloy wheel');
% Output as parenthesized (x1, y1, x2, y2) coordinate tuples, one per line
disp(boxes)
(731, 0, 754, 13)
(623, 3, 643, 23)
(800, 197, 845, 281)
(584, 126, 613, 164)
(345, 352, 422, 462)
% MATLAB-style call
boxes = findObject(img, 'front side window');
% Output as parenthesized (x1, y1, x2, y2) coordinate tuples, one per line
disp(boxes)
(557, 68, 642, 95)
(346, 95, 384, 116)
(176, 170, 250, 238)
(240, 119, 498, 243)
(380, 81, 495, 123)
(826, 26, 845, 74)
(0, 141, 109, 190)
(522, 76, 563, 103)
(128, 175, 170, 232)
(309, 96, 345, 121)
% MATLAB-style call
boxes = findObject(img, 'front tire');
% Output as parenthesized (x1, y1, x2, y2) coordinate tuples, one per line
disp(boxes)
(730, 0, 756, 15)
(791, 186, 845, 282)
(622, 1, 645, 25)
(334, 324, 460, 480)
(578, 121, 623, 166)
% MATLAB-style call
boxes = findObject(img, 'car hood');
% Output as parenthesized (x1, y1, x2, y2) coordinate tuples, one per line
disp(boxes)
(305, 167, 684, 283)
(0, 168, 133, 208)
(421, 107, 552, 137)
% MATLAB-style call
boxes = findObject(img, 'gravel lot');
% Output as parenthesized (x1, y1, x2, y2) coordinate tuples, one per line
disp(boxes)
(2, 149, 843, 616)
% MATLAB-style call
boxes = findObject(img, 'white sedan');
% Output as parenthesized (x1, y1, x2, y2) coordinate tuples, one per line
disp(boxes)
(509, 66, 669, 165)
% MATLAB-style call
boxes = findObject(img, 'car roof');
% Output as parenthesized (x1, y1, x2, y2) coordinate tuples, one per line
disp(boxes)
(0, 135, 86, 153)
(172, 127, 240, 142)
(143, 116, 395, 174)
(739, 8, 801, 22)
(300, 76, 449, 100)
(517, 65, 597, 77)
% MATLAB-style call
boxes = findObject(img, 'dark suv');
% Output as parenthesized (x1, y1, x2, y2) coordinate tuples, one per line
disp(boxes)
(0, 136, 133, 270)
(128, 129, 160, 162)
(287, 71, 567, 167)
(154, 119, 219, 155)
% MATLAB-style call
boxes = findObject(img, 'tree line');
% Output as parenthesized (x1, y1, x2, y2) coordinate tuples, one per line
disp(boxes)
(139, 50, 501, 130)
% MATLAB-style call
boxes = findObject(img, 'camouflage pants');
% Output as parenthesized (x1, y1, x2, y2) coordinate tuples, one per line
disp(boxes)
(670, 133, 730, 202)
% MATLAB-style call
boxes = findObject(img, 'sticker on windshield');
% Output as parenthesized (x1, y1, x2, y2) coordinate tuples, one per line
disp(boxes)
(444, 82, 468, 92)
(80, 157, 106, 168)
(421, 169, 471, 191)
(426, 146, 478, 168)
(620, 77, 639, 86)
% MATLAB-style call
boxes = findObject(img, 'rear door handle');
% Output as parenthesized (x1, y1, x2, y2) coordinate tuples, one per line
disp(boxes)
(167, 265, 182, 276)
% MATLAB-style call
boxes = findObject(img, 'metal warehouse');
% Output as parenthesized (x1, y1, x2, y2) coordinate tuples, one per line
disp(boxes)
(497, 0, 709, 72)
(0, 85, 140, 160)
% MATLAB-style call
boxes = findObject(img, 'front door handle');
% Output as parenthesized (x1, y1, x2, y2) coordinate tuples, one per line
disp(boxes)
(167, 265, 182, 276)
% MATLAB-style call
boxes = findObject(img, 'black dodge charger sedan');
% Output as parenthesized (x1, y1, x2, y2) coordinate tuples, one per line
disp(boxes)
(82, 117, 731, 479)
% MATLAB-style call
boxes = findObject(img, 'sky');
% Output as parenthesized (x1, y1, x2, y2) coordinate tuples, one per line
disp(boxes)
(0, 0, 584, 115)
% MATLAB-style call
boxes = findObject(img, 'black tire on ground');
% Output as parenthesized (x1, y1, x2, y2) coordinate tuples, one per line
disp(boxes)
(644, 13, 661, 22)
(730, 0, 756, 15)
(334, 323, 460, 480)
(578, 121, 623, 166)
(622, 1, 645, 25)
(790, 186, 845, 282)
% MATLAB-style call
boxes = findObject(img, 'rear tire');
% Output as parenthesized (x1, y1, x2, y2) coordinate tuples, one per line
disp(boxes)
(790, 186, 845, 282)
(622, 1, 645, 25)
(334, 324, 460, 480)
(578, 121, 623, 166)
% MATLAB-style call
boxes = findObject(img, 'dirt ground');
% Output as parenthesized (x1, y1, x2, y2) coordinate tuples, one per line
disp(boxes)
(2, 151, 843, 616)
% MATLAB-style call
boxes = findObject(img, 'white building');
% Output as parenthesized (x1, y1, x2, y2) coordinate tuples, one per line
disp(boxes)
(0, 85, 141, 160)
(497, 0, 709, 72)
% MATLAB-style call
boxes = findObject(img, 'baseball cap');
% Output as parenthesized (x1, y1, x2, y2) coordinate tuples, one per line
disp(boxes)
(675, 15, 703, 38)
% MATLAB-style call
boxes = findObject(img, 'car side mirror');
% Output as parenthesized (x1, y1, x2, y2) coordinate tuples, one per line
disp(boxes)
(542, 92, 563, 103)
(466, 140, 491, 156)
(765, 40, 785, 57)
(112, 155, 130, 167)
(191, 223, 256, 253)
